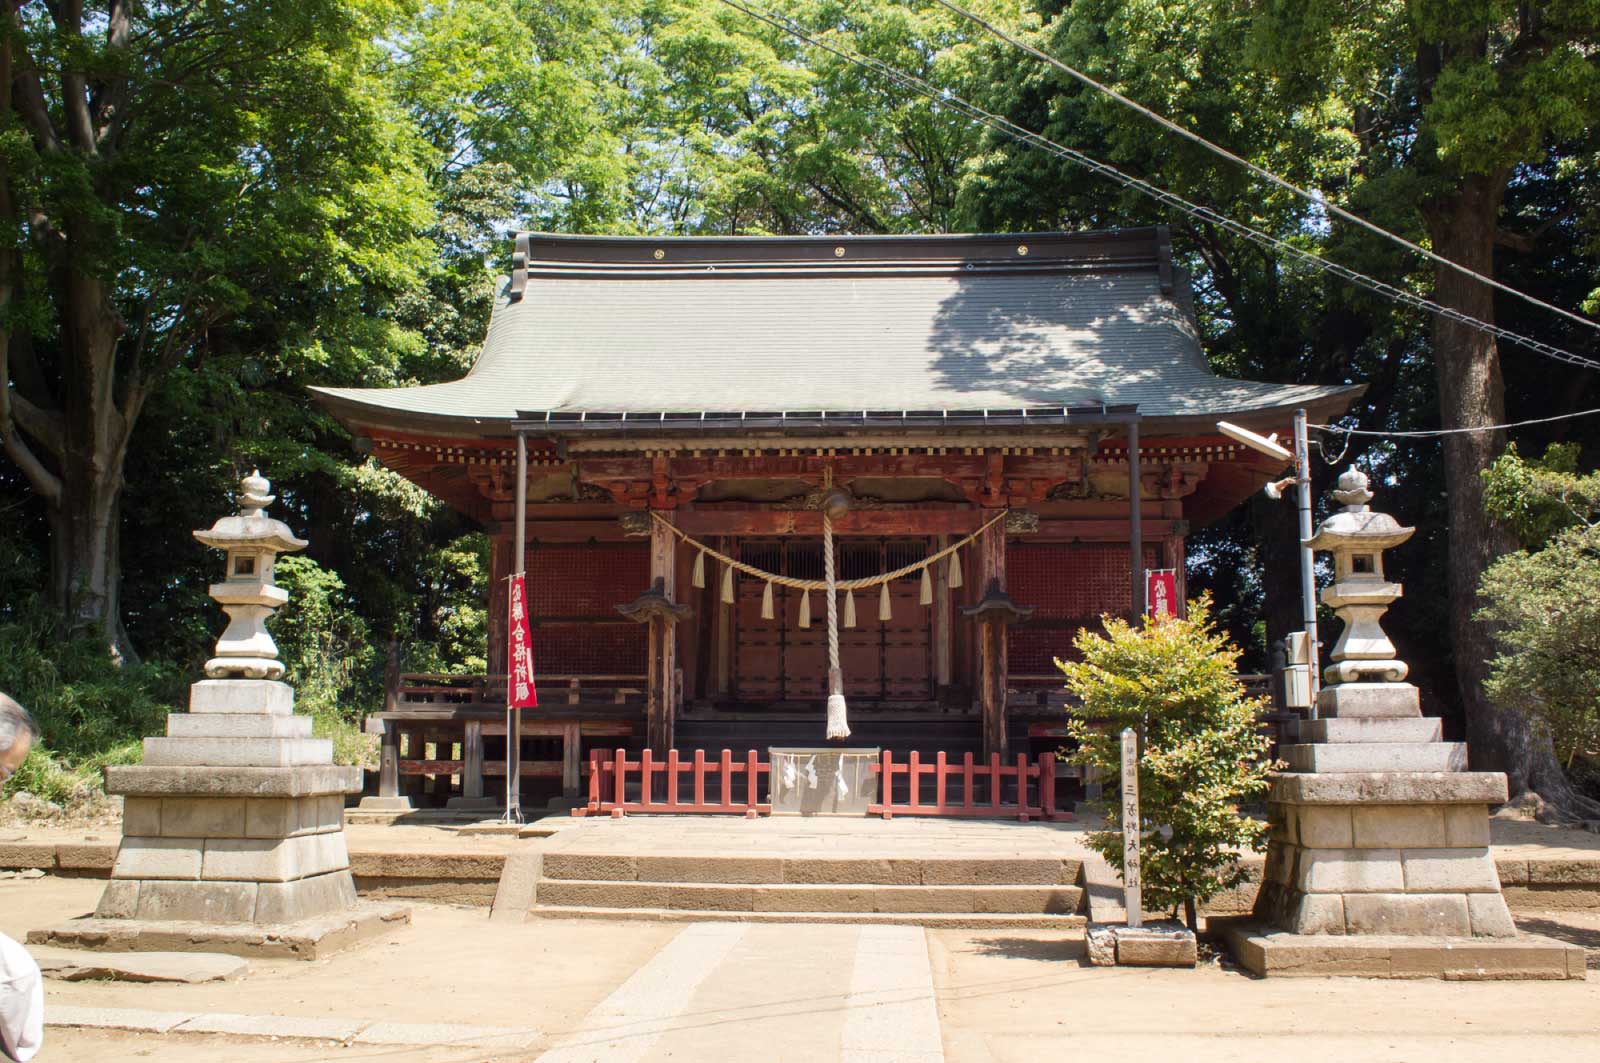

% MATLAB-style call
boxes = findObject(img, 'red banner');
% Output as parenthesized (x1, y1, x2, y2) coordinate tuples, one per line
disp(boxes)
(1146, 569, 1178, 619)
(507, 574, 538, 708)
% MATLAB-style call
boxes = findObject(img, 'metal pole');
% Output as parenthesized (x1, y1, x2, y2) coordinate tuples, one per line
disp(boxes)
(1128, 419, 1145, 618)
(506, 431, 527, 823)
(1294, 409, 1321, 719)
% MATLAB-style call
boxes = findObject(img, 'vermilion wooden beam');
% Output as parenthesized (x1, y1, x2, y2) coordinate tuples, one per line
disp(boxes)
(670, 510, 983, 536)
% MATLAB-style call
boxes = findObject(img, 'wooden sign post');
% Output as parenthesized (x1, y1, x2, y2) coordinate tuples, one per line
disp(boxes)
(1120, 727, 1142, 928)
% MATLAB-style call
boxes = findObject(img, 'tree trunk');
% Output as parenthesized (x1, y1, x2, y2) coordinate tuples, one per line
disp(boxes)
(1425, 173, 1598, 817)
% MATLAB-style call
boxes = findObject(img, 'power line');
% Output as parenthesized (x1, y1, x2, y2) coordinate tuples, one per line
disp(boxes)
(927, 0, 1600, 339)
(711, 0, 1600, 373)
(1313, 407, 1600, 439)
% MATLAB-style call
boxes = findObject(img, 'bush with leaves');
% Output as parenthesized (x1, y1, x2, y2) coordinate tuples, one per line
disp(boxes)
(1057, 597, 1275, 928)
(270, 556, 378, 768)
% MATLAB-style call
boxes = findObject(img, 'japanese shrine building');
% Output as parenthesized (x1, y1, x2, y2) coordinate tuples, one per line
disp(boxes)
(313, 228, 1359, 806)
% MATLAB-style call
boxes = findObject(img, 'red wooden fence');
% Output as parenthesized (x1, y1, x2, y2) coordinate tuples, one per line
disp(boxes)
(869, 751, 1066, 822)
(574, 748, 772, 818)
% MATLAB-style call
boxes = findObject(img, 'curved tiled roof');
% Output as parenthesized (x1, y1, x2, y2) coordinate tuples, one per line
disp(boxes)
(312, 230, 1361, 437)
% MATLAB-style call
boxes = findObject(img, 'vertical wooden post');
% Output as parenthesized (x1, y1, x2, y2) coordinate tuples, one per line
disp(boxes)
(487, 533, 511, 677)
(714, 536, 732, 696)
(647, 513, 678, 753)
(378, 722, 400, 799)
(1128, 419, 1145, 618)
(561, 721, 581, 798)
(977, 516, 1008, 760)
(462, 720, 484, 800)
(933, 534, 952, 694)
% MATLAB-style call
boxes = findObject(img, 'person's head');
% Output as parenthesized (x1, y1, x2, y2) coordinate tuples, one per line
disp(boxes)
(0, 694, 38, 784)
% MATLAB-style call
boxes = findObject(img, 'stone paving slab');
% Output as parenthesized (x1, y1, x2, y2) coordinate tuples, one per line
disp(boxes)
(47, 1005, 541, 1047)
(32, 946, 247, 983)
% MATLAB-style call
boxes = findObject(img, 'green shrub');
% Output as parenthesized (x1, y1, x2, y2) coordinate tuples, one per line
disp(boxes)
(271, 555, 378, 768)
(1057, 596, 1275, 928)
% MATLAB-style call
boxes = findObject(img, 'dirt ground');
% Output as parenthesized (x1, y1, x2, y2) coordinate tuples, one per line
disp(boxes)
(5, 874, 1598, 1063)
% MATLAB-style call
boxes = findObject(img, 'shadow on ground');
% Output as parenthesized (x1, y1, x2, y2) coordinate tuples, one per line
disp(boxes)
(964, 935, 1085, 963)
(1515, 916, 1600, 968)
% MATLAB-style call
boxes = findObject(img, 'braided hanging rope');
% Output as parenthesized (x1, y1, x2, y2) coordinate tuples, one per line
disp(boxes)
(652, 508, 1007, 593)
(823, 509, 848, 738)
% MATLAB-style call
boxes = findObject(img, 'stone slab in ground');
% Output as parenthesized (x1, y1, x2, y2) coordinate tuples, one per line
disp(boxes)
(32, 946, 247, 983)
(1220, 920, 1586, 979)
(27, 902, 409, 961)
(1085, 921, 1197, 967)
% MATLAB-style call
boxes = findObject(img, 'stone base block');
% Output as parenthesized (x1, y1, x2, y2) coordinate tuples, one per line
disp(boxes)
(1316, 682, 1420, 719)
(28, 903, 410, 962)
(1084, 921, 1197, 967)
(1219, 921, 1585, 980)
(142, 736, 333, 768)
(189, 679, 294, 716)
(355, 796, 414, 812)
(1282, 742, 1467, 773)
(167, 714, 314, 739)
(1296, 717, 1441, 744)
(105, 765, 361, 800)
(1269, 772, 1508, 806)
(118, 795, 344, 842)
(94, 869, 357, 922)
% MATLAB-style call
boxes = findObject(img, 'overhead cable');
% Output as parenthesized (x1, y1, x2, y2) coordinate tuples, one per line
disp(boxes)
(1312, 407, 1600, 438)
(711, 0, 1600, 373)
(927, 0, 1600, 339)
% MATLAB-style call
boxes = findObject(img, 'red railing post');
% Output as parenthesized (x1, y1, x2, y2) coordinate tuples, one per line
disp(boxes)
(667, 749, 680, 806)
(640, 748, 654, 807)
(989, 753, 1002, 810)
(908, 751, 921, 811)
(745, 749, 760, 817)
(693, 750, 706, 807)
(613, 748, 627, 807)
(962, 752, 974, 811)
(935, 751, 947, 812)
(1016, 753, 1031, 821)
(1038, 751, 1057, 820)
(880, 749, 895, 819)
(719, 749, 733, 808)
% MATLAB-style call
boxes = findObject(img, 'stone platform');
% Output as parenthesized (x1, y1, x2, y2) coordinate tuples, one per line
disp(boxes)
(29, 902, 409, 961)
(1220, 919, 1586, 979)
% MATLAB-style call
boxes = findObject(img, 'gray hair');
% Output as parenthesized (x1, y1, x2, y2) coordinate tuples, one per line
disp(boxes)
(0, 693, 39, 753)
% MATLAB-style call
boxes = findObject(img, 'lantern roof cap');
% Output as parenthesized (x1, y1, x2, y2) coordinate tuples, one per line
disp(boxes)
(1304, 468, 1414, 551)
(193, 471, 308, 554)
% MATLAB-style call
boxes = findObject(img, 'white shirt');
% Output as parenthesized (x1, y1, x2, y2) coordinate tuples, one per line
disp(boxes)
(0, 933, 41, 1062)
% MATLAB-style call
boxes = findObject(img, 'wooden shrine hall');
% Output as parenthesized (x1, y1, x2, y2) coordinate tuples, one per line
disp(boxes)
(313, 228, 1359, 808)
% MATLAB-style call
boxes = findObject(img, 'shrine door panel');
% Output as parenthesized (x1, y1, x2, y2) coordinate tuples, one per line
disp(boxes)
(731, 538, 933, 703)
(524, 542, 648, 675)
(1005, 541, 1161, 676)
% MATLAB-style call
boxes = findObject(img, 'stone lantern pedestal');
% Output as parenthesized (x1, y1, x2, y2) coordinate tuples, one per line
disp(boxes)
(31, 473, 407, 960)
(1224, 469, 1583, 979)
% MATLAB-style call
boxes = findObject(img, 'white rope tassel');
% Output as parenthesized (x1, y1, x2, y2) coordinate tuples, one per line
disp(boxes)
(691, 549, 706, 589)
(721, 564, 735, 605)
(947, 549, 964, 589)
(878, 581, 892, 622)
(760, 580, 775, 620)
(798, 590, 811, 628)
(843, 589, 856, 629)
(919, 566, 933, 606)
(823, 511, 850, 739)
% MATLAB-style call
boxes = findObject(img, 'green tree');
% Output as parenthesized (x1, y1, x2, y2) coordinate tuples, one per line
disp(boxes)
(1058, 597, 1274, 929)
(0, 0, 435, 659)
(1477, 444, 1600, 804)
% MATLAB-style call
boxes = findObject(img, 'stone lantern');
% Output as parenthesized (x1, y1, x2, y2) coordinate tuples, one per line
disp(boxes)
(1306, 468, 1414, 695)
(31, 472, 405, 959)
(193, 470, 307, 680)
(1230, 466, 1584, 979)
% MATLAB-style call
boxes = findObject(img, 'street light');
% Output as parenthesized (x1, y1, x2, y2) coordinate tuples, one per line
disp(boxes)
(1217, 410, 1321, 718)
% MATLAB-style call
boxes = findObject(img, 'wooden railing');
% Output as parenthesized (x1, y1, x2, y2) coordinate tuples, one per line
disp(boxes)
(574, 748, 772, 818)
(394, 673, 648, 710)
(870, 751, 1065, 822)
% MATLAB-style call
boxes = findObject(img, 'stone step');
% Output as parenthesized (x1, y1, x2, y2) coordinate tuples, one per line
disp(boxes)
(167, 714, 314, 739)
(540, 851, 1081, 885)
(141, 737, 333, 768)
(1295, 718, 1442, 745)
(528, 905, 1088, 929)
(1282, 742, 1467, 774)
(534, 878, 1084, 915)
